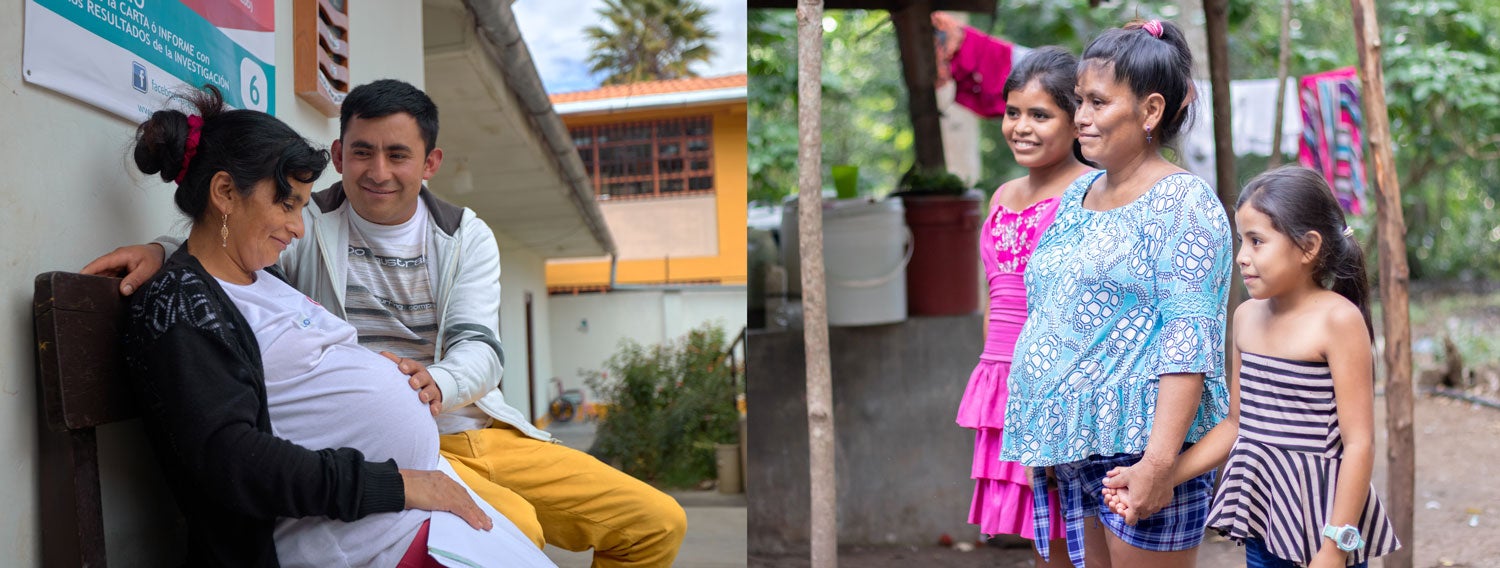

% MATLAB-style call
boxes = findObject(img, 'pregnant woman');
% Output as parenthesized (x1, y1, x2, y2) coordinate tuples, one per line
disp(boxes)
(122, 85, 551, 568)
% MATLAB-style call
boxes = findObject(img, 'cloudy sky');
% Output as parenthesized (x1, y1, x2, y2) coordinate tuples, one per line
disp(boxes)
(512, 0, 747, 94)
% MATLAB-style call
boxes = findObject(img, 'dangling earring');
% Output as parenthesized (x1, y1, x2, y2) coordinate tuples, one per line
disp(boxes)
(220, 213, 229, 248)
(1145, 124, 1153, 143)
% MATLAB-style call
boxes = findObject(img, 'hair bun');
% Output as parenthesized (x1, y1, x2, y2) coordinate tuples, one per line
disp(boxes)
(133, 109, 191, 183)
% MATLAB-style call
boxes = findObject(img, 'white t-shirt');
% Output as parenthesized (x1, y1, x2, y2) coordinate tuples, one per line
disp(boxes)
(220, 271, 434, 568)
(220, 272, 557, 567)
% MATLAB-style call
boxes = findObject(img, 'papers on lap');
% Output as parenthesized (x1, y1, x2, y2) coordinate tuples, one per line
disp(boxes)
(427, 460, 558, 568)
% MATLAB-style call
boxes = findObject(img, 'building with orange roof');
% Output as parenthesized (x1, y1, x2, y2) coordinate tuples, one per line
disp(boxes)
(543, 74, 747, 401)
(546, 73, 747, 291)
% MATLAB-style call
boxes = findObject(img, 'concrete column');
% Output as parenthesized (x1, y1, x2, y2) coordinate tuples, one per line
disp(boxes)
(939, 82, 983, 186)
(662, 289, 684, 341)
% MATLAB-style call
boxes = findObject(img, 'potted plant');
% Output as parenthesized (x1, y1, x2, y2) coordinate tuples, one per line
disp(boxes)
(889, 167, 984, 317)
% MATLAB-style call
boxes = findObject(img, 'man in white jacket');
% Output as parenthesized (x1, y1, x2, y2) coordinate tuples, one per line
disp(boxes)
(86, 80, 686, 568)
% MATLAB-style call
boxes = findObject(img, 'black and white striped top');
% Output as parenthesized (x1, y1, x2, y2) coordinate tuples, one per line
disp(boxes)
(1207, 352, 1400, 565)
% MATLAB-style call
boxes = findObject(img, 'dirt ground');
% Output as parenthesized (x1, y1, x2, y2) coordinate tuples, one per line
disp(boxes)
(749, 394, 1500, 568)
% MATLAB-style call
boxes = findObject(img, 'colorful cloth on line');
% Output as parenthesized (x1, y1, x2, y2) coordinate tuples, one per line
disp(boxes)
(1297, 67, 1367, 215)
(1207, 352, 1400, 565)
(1000, 171, 1233, 467)
(948, 26, 1014, 118)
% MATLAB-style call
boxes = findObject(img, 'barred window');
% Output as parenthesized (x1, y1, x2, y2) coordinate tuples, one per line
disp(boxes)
(570, 116, 714, 199)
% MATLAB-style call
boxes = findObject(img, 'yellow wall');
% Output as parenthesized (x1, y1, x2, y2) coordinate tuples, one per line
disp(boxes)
(547, 101, 748, 288)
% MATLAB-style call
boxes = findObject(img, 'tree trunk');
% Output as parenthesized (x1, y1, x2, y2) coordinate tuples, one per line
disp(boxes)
(1348, 2, 1415, 567)
(892, 0, 945, 172)
(1177, 0, 1210, 79)
(1269, 0, 1293, 168)
(1202, 0, 1243, 336)
(796, 1, 837, 566)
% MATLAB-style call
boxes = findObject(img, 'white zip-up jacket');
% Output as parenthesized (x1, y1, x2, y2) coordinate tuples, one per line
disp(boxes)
(161, 183, 551, 441)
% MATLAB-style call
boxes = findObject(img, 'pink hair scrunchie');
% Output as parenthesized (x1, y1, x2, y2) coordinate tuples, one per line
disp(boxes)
(175, 115, 204, 185)
(1142, 20, 1164, 39)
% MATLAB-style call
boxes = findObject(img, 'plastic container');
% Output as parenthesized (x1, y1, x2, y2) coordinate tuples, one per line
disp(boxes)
(784, 197, 911, 326)
(900, 191, 983, 316)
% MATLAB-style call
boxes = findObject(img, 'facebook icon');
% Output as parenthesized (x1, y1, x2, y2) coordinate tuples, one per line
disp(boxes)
(132, 62, 147, 93)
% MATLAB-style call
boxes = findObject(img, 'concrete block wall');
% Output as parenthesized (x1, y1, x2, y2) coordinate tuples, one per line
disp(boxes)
(747, 315, 985, 553)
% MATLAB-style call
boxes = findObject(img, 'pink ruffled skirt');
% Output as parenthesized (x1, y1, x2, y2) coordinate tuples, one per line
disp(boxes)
(956, 358, 1066, 539)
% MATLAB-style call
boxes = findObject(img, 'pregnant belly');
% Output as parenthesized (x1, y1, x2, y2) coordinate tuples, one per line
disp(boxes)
(263, 344, 440, 470)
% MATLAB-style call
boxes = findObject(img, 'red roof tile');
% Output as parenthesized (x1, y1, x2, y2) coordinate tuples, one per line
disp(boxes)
(549, 74, 747, 104)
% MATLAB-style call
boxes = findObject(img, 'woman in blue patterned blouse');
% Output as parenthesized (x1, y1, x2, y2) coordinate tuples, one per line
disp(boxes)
(997, 19, 1233, 568)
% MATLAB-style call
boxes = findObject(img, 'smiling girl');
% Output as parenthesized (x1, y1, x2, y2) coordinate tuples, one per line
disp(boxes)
(955, 45, 1091, 567)
(1104, 167, 1401, 568)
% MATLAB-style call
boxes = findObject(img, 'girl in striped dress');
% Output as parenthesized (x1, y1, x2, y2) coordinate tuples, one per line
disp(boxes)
(1104, 165, 1392, 568)
(1102, 166, 1400, 567)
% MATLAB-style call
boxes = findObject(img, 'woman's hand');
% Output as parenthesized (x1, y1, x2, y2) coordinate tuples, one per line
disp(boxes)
(1116, 453, 1175, 525)
(399, 469, 492, 531)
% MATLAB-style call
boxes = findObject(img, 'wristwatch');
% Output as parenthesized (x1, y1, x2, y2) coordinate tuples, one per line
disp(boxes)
(1322, 524, 1365, 552)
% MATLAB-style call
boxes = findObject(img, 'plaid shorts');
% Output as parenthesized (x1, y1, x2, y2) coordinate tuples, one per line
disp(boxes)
(1030, 450, 1215, 566)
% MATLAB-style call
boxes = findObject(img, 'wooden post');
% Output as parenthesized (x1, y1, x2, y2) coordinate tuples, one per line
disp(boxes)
(797, 1, 837, 566)
(891, 0, 945, 172)
(1348, 2, 1414, 567)
(1202, 0, 1243, 328)
(1177, 0, 1210, 79)
(1268, 0, 1293, 168)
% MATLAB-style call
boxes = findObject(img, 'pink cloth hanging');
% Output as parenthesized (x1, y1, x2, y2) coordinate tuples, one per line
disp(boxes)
(1297, 67, 1367, 215)
(948, 26, 1014, 118)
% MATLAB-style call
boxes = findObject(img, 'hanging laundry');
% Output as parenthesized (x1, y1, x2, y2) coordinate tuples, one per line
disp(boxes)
(1298, 67, 1367, 215)
(933, 11, 967, 88)
(944, 26, 1014, 118)
(1179, 78, 1302, 186)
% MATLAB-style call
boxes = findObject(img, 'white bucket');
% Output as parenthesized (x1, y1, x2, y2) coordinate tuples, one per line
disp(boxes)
(783, 198, 911, 326)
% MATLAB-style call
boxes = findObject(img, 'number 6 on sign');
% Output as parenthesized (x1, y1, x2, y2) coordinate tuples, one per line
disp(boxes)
(239, 58, 269, 112)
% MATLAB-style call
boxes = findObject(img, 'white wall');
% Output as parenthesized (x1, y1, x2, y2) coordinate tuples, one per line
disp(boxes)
(492, 234, 551, 425)
(0, 1, 424, 564)
(548, 288, 747, 404)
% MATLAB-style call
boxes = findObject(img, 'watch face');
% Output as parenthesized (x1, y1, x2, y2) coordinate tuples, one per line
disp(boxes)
(1344, 530, 1368, 548)
(1336, 527, 1361, 549)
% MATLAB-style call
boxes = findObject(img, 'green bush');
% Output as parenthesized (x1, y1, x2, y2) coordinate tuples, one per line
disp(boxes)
(893, 167, 970, 196)
(586, 323, 740, 488)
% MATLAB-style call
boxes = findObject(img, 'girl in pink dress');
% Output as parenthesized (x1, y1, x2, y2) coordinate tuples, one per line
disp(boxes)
(953, 46, 1093, 565)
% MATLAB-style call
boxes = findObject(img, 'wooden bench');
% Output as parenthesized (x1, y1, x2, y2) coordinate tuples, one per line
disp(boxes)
(33, 271, 139, 568)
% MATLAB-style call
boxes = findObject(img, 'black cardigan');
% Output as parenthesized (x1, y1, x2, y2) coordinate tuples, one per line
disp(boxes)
(123, 247, 406, 567)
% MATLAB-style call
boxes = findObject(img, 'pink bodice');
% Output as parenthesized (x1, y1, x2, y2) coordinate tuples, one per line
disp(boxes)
(980, 187, 1060, 362)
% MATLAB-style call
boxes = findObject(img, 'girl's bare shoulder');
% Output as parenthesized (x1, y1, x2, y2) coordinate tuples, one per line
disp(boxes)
(1312, 290, 1371, 341)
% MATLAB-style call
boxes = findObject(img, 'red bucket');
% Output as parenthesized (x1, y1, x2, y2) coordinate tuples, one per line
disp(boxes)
(900, 192, 983, 316)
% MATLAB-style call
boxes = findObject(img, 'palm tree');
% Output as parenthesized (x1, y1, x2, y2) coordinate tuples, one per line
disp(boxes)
(584, 0, 718, 85)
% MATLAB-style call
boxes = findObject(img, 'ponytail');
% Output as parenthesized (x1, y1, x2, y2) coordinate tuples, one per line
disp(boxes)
(1328, 230, 1373, 338)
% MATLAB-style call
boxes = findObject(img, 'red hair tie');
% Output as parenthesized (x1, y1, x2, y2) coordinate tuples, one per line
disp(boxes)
(175, 115, 204, 185)
(1142, 20, 1164, 38)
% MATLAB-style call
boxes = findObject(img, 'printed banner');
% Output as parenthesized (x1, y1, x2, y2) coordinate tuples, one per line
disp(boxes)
(23, 0, 276, 122)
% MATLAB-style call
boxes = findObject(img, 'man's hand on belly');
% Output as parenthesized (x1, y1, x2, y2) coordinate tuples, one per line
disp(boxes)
(381, 351, 443, 416)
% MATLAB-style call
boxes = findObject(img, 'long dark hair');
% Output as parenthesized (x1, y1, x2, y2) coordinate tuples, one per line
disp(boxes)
(1002, 45, 1091, 166)
(133, 85, 330, 223)
(1237, 166, 1372, 336)
(1079, 19, 1196, 148)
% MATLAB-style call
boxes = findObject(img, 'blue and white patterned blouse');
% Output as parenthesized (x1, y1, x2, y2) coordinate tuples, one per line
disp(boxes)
(999, 170, 1233, 467)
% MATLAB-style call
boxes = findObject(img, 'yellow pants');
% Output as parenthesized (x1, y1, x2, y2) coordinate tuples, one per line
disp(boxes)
(440, 425, 687, 568)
